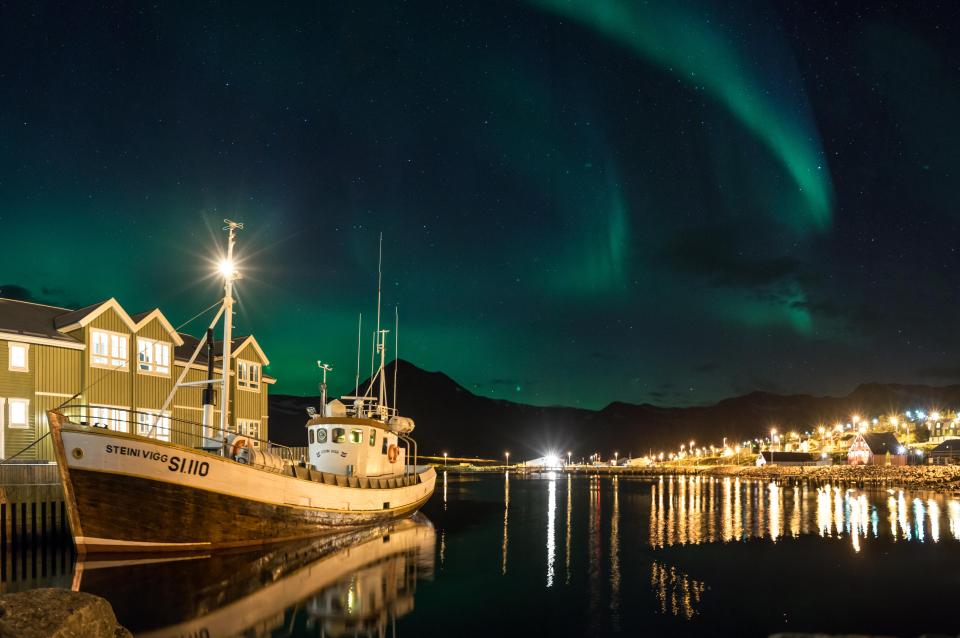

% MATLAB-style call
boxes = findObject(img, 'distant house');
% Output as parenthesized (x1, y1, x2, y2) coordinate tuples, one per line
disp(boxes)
(847, 432, 905, 466)
(755, 451, 821, 467)
(931, 439, 960, 465)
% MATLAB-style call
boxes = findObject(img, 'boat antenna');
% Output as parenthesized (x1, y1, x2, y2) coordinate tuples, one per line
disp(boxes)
(318, 361, 333, 408)
(354, 313, 362, 394)
(219, 219, 243, 440)
(393, 305, 398, 412)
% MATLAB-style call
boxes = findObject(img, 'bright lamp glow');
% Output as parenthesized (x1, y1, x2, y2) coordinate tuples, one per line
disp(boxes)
(218, 259, 236, 278)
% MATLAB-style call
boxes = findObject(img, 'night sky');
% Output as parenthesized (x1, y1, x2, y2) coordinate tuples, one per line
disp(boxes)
(2, 2, 959, 409)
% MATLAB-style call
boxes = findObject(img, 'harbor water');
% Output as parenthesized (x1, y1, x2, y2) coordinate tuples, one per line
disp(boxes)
(8, 471, 960, 636)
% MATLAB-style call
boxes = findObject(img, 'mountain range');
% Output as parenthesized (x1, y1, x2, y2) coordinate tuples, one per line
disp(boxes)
(268, 360, 960, 460)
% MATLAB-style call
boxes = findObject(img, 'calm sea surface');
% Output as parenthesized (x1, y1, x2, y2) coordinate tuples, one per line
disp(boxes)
(11, 472, 960, 637)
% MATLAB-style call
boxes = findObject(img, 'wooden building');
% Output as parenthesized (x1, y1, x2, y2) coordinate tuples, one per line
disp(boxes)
(0, 297, 274, 461)
(755, 451, 823, 467)
(847, 432, 905, 466)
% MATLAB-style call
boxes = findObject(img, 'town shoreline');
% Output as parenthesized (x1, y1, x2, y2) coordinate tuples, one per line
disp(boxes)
(445, 463, 960, 491)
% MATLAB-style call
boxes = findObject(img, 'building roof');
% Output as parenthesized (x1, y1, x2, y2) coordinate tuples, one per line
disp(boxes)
(758, 451, 817, 463)
(52, 299, 112, 330)
(860, 432, 902, 454)
(0, 298, 80, 343)
(0, 298, 269, 374)
(932, 439, 960, 453)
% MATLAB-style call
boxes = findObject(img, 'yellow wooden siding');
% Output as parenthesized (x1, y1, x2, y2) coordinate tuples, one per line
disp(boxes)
(0, 338, 38, 459)
(84, 310, 133, 409)
(33, 395, 62, 461)
(35, 345, 82, 395)
(135, 317, 171, 342)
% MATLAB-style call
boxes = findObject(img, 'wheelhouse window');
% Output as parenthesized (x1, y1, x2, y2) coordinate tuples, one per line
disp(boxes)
(8, 343, 28, 372)
(136, 410, 170, 442)
(381, 437, 389, 455)
(350, 428, 363, 444)
(237, 361, 261, 391)
(317, 428, 328, 443)
(91, 330, 128, 369)
(309, 428, 315, 444)
(88, 406, 129, 432)
(137, 338, 170, 375)
(8, 399, 29, 429)
(369, 429, 376, 446)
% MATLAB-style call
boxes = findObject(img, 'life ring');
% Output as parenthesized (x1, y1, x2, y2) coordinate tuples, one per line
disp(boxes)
(231, 436, 249, 459)
(387, 444, 399, 464)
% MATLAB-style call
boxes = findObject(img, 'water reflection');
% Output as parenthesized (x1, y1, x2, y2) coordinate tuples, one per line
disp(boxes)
(502, 470, 510, 575)
(609, 476, 620, 632)
(546, 472, 556, 587)
(650, 561, 706, 620)
(73, 515, 435, 637)
(648, 476, 960, 552)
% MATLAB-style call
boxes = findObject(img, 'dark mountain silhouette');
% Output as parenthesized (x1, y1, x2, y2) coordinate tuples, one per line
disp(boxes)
(268, 360, 960, 460)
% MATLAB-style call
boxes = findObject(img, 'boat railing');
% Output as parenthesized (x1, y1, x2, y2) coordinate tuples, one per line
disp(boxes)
(339, 396, 398, 420)
(54, 404, 293, 474)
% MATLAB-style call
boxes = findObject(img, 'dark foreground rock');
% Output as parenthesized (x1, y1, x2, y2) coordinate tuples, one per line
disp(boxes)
(0, 588, 131, 638)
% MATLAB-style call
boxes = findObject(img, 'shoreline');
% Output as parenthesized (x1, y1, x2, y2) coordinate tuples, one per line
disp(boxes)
(443, 463, 960, 492)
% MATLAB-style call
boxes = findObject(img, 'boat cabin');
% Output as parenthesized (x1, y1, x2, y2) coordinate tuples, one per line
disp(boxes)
(305, 399, 409, 478)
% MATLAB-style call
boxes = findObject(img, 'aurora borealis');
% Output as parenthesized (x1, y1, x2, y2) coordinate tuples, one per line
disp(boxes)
(2, 2, 959, 409)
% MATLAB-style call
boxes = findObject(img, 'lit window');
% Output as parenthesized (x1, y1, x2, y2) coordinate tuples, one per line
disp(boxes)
(238, 419, 261, 448)
(136, 410, 170, 442)
(350, 428, 363, 444)
(89, 406, 129, 432)
(332, 428, 345, 443)
(237, 361, 261, 391)
(91, 330, 128, 369)
(369, 429, 376, 446)
(8, 343, 28, 372)
(137, 338, 170, 375)
(8, 399, 29, 428)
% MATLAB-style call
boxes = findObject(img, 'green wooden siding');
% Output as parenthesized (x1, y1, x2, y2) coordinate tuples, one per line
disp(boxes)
(35, 345, 82, 395)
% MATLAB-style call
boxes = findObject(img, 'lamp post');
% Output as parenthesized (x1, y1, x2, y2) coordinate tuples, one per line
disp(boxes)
(443, 451, 448, 467)
(505, 451, 510, 467)
(769, 428, 777, 464)
(614, 451, 619, 467)
(567, 451, 572, 467)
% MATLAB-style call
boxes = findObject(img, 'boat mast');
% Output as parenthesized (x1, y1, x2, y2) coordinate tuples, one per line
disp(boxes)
(220, 220, 243, 437)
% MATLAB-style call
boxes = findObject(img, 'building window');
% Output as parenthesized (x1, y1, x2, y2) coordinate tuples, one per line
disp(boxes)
(238, 419, 261, 448)
(136, 410, 170, 442)
(91, 330, 128, 369)
(8, 343, 28, 372)
(237, 361, 261, 391)
(137, 338, 170, 375)
(89, 406, 129, 432)
(8, 399, 29, 429)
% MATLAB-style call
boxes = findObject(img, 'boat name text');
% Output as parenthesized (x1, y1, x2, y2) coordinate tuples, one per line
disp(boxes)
(104, 444, 210, 477)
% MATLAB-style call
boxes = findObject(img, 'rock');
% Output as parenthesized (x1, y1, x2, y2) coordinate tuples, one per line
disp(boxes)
(0, 588, 131, 638)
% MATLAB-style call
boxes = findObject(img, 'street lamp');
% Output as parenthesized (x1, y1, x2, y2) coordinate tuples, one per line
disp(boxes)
(614, 451, 619, 466)
(505, 451, 510, 467)
(443, 451, 448, 467)
(567, 451, 572, 466)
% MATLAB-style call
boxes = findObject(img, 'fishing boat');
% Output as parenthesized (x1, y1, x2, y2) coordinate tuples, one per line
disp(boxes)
(48, 221, 436, 554)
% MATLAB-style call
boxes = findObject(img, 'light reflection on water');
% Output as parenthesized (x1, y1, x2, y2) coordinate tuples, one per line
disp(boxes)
(647, 475, 960, 553)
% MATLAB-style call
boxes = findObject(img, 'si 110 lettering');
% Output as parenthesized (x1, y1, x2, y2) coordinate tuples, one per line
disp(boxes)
(168, 456, 210, 477)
